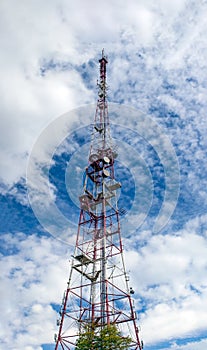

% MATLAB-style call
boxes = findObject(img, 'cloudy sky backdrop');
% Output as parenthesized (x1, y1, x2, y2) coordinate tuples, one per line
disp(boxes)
(1, 0, 207, 349)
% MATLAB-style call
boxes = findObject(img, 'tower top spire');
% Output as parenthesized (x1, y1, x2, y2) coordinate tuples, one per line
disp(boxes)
(100, 48, 108, 61)
(89, 50, 111, 163)
(98, 49, 108, 102)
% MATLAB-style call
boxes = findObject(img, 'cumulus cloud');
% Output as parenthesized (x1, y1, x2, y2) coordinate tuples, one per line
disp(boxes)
(1, 215, 207, 349)
(1, 0, 205, 188)
(1, 0, 207, 349)
(0, 233, 70, 349)
(124, 215, 207, 345)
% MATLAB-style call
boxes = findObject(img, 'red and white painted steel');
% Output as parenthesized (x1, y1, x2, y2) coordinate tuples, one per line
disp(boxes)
(54, 51, 143, 350)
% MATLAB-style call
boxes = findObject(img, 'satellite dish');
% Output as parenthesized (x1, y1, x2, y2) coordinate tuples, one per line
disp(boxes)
(89, 154, 99, 162)
(103, 169, 110, 178)
(103, 156, 110, 164)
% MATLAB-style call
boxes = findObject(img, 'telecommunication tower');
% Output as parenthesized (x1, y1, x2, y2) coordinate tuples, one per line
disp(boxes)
(54, 51, 143, 349)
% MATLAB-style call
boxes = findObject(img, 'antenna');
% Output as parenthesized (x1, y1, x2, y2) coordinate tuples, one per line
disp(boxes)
(54, 52, 143, 350)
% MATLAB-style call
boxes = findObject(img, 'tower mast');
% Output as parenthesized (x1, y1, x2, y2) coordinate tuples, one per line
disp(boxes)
(54, 51, 143, 349)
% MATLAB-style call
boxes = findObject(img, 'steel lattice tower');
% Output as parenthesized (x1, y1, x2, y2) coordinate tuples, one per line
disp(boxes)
(54, 51, 143, 350)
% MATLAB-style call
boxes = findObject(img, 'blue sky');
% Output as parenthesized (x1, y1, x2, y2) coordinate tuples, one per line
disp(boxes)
(1, 0, 207, 349)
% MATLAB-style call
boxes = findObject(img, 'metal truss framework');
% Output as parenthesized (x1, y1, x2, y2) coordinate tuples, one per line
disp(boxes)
(54, 51, 143, 350)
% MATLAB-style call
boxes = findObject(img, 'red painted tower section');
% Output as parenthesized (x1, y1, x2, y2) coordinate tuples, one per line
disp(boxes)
(54, 51, 143, 350)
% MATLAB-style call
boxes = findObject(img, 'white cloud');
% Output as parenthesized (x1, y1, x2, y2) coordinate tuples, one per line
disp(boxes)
(1, 0, 206, 188)
(1, 1, 207, 348)
(124, 216, 207, 345)
(1, 216, 207, 348)
(0, 1, 96, 187)
(0, 232, 71, 349)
